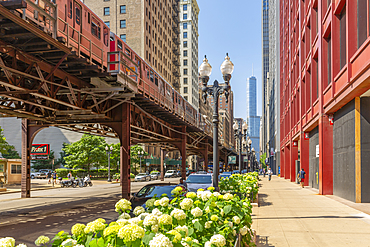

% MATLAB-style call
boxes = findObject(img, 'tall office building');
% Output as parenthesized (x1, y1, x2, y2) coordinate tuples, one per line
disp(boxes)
(246, 76, 260, 160)
(84, 0, 181, 90)
(261, 0, 280, 174)
(261, 0, 269, 156)
(179, 0, 199, 109)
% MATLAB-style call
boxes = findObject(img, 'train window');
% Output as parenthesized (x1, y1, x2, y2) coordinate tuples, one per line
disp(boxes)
(75, 7, 81, 24)
(103, 27, 109, 46)
(68, 0, 72, 18)
(154, 75, 158, 86)
(136, 56, 140, 66)
(117, 40, 123, 50)
(88, 12, 90, 24)
(125, 48, 131, 56)
(91, 18, 101, 39)
(147, 70, 150, 80)
(150, 70, 154, 82)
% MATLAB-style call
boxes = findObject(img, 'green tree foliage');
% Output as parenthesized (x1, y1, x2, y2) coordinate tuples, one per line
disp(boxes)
(260, 152, 267, 169)
(31, 150, 55, 170)
(0, 127, 17, 158)
(54, 143, 69, 168)
(62, 134, 107, 171)
(107, 143, 121, 172)
(130, 145, 148, 174)
(2, 145, 21, 159)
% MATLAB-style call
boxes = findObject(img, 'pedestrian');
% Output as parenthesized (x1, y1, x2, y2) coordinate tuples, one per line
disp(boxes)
(263, 169, 266, 177)
(298, 168, 306, 188)
(47, 171, 52, 184)
(178, 178, 187, 188)
(267, 168, 273, 181)
(67, 171, 72, 180)
(52, 171, 57, 186)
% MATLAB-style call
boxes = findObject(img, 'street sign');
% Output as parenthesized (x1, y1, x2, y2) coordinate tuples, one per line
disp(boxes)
(243, 156, 248, 162)
(30, 144, 50, 155)
(228, 156, 236, 164)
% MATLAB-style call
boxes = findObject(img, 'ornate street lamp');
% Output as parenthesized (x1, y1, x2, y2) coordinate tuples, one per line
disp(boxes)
(105, 145, 113, 182)
(199, 54, 234, 190)
(247, 137, 252, 171)
(251, 147, 256, 171)
(233, 120, 248, 173)
(138, 150, 144, 173)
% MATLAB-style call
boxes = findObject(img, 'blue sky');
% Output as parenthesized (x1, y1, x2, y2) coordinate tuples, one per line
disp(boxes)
(197, 1, 262, 118)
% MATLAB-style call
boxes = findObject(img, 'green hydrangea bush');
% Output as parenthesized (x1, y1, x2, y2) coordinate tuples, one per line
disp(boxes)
(219, 172, 259, 202)
(0, 178, 258, 247)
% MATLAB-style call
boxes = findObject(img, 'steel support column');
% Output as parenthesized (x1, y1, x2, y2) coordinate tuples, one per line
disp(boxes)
(120, 103, 131, 199)
(319, 115, 333, 195)
(160, 149, 165, 181)
(21, 119, 45, 198)
(181, 126, 187, 180)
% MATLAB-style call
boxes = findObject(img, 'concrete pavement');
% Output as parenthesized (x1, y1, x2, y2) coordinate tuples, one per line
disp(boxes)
(252, 176, 370, 247)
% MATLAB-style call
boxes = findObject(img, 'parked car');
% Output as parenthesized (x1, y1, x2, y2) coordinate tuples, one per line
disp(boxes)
(130, 183, 186, 208)
(164, 170, 177, 178)
(241, 169, 248, 174)
(31, 172, 46, 179)
(232, 170, 240, 174)
(150, 172, 160, 180)
(186, 173, 213, 192)
(219, 172, 232, 180)
(176, 171, 181, 177)
(134, 173, 151, 182)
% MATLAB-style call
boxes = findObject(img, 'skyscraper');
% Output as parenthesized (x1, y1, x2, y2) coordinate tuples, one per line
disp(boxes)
(246, 76, 260, 160)
(261, 0, 269, 157)
(180, 0, 199, 109)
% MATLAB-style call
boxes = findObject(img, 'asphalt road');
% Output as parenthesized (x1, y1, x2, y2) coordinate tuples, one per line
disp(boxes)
(0, 177, 180, 246)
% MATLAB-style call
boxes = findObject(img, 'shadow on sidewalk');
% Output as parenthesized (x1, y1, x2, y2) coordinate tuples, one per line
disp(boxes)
(258, 193, 272, 207)
(256, 235, 274, 247)
(256, 215, 364, 220)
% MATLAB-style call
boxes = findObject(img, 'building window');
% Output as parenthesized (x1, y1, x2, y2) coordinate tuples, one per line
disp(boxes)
(339, 7, 346, 70)
(183, 59, 188, 66)
(0, 164, 4, 173)
(184, 87, 188, 93)
(183, 13, 187, 20)
(183, 22, 187, 29)
(120, 19, 126, 28)
(120, 34, 126, 42)
(11, 164, 21, 174)
(183, 4, 187, 11)
(183, 78, 188, 84)
(183, 50, 187, 56)
(184, 68, 188, 75)
(183, 41, 187, 47)
(104, 21, 110, 28)
(120, 5, 126, 14)
(104, 7, 110, 16)
(327, 36, 332, 85)
(183, 32, 187, 38)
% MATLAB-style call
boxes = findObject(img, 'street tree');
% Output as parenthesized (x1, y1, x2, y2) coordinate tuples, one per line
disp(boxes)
(0, 127, 17, 157)
(2, 145, 21, 159)
(260, 152, 267, 169)
(106, 143, 120, 173)
(130, 145, 148, 174)
(63, 134, 107, 171)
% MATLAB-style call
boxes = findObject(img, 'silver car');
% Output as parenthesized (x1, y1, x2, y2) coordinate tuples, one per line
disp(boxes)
(150, 172, 160, 180)
(186, 173, 213, 192)
(135, 173, 151, 182)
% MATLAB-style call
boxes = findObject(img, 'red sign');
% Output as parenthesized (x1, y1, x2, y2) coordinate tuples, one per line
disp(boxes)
(304, 133, 309, 140)
(31, 144, 50, 155)
(293, 141, 298, 147)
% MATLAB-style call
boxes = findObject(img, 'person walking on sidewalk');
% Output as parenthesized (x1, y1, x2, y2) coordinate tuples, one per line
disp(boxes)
(298, 168, 306, 188)
(267, 168, 273, 181)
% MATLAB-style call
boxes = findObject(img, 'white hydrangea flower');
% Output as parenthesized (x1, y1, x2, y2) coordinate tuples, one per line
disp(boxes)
(151, 224, 159, 233)
(210, 234, 226, 247)
(143, 214, 158, 227)
(158, 214, 172, 225)
(239, 226, 248, 236)
(128, 217, 141, 225)
(0, 237, 15, 247)
(118, 213, 131, 220)
(149, 233, 173, 247)
(115, 199, 132, 212)
(190, 207, 203, 217)
(180, 198, 193, 210)
(133, 206, 145, 216)
(159, 197, 170, 207)
(205, 206, 211, 213)
(232, 216, 241, 224)
(175, 225, 189, 236)
(192, 239, 199, 244)
(205, 221, 212, 229)
(227, 221, 233, 228)
(16, 244, 27, 247)
(213, 192, 221, 197)
(152, 208, 163, 217)
(34, 236, 50, 246)
(61, 239, 77, 247)
(117, 224, 145, 241)
(204, 241, 211, 247)
(170, 208, 186, 220)
(192, 219, 199, 224)
(117, 219, 129, 226)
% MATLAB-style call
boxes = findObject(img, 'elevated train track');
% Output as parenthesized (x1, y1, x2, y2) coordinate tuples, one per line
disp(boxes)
(0, 0, 233, 198)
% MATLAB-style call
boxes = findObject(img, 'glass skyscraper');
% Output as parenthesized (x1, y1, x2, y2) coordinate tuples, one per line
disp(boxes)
(246, 76, 260, 160)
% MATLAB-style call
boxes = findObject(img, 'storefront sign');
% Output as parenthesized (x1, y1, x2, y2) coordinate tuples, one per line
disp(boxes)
(228, 156, 236, 164)
(30, 144, 50, 155)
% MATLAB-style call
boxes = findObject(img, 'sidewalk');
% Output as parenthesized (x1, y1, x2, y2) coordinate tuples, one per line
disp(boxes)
(252, 176, 370, 247)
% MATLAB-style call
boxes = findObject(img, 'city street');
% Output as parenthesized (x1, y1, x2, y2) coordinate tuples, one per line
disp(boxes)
(0, 177, 180, 245)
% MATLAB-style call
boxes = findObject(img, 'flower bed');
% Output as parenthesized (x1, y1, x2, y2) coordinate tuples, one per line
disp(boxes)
(1, 177, 258, 247)
(219, 172, 259, 203)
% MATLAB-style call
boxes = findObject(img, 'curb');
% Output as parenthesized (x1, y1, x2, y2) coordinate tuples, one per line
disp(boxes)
(0, 186, 60, 195)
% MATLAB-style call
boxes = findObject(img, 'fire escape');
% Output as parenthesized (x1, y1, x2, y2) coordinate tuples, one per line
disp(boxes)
(172, 0, 181, 91)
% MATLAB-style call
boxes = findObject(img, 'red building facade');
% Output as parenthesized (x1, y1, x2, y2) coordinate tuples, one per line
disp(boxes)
(280, 0, 370, 202)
